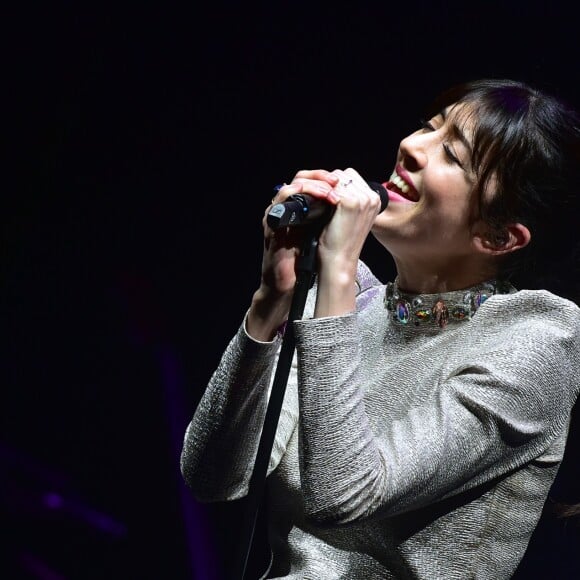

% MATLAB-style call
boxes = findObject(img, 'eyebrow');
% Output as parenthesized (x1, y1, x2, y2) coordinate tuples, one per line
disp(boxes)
(440, 109, 473, 156)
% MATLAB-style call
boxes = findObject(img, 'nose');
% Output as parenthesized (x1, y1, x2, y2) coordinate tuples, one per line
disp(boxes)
(399, 131, 429, 172)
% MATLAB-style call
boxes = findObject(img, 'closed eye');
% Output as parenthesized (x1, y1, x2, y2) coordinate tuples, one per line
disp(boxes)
(443, 144, 463, 167)
(419, 118, 464, 168)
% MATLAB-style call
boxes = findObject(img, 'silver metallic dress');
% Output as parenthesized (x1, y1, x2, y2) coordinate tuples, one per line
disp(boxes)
(181, 261, 580, 579)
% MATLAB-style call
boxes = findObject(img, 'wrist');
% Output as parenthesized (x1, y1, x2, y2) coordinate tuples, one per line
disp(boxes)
(247, 287, 293, 341)
(314, 265, 357, 318)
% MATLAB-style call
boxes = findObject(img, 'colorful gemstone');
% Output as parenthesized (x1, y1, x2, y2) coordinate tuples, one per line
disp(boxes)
(474, 291, 490, 307)
(432, 299, 449, 329)
(451, 306, 468, 320)
(414, 309, 431, 322)
(396, 300, 411, 324)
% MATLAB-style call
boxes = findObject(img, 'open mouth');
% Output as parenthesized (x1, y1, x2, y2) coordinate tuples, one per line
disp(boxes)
(384, 170, 419, 202)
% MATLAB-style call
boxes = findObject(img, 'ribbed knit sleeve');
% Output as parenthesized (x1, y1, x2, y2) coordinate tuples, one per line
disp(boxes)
(293, 290, 580, 524)
(180, 260, 379, 504)
(180, 315, 299, 502)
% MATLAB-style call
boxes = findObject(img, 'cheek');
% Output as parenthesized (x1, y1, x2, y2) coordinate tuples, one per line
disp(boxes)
(423, 170, 473, 211)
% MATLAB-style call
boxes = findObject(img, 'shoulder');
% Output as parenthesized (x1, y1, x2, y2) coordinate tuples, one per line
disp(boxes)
(355, 260, 383, 293)
(478, 288, 580, 334)
(468, 289, 580, 406)
(474, 288, 580, 354)
(354, 260, 385, 311)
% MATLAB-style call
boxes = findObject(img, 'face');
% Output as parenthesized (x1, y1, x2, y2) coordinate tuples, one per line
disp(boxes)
(373, 103, 488, 277)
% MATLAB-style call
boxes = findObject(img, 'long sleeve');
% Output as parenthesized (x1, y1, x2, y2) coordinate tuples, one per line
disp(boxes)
(180, 315, 299, 502)
(179, 263, 580, 579)
(292, 290, 580, 525)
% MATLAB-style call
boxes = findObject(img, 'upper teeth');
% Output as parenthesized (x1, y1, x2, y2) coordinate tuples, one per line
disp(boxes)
(390, 172, 410, 194)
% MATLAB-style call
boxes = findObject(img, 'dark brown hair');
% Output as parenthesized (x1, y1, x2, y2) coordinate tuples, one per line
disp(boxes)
(427, 79, 580, 301)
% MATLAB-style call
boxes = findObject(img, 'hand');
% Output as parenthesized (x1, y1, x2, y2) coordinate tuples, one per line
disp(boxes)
(247, 169, 339, 340)
(262, 170, 341, 293)
(312, 168, 384, 317)
(316, 169, 383, 269)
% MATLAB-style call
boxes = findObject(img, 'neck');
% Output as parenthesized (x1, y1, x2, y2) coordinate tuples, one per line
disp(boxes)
(393, 257, 498, 295)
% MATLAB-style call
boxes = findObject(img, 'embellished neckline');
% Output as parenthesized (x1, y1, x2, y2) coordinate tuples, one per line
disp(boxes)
(384, 278, 513, 329)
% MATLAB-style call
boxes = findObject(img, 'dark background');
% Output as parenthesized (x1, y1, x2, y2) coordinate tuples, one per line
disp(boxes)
(3, 2, 579, 579)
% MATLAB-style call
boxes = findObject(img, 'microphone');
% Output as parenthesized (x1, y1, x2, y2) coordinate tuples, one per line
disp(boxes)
(267, 181, 388, 229)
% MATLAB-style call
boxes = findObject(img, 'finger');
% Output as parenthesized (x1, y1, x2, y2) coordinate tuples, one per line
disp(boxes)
(294, 169, 340, 187)
(275, 179, 339, 205)
(334, 168, 382, 209)
(270, 182, 303, 206)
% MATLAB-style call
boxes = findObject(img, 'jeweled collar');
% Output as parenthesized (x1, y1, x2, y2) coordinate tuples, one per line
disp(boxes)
(384, 278, 514, 329)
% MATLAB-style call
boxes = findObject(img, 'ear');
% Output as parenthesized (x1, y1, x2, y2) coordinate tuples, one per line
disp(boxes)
(473, 222, 531, 256)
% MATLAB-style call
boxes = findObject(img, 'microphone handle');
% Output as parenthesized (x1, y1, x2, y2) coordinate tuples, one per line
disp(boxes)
(267, 194, 329, 229)
(267, 181, 387, 230)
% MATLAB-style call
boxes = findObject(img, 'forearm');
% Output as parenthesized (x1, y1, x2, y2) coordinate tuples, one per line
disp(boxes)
(247, 286, 293, 342)
(294, 313, 385, 523)
(313, 257, 358, 318)
(292, 302, 578, 525)
(180, 321, 280, 501)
